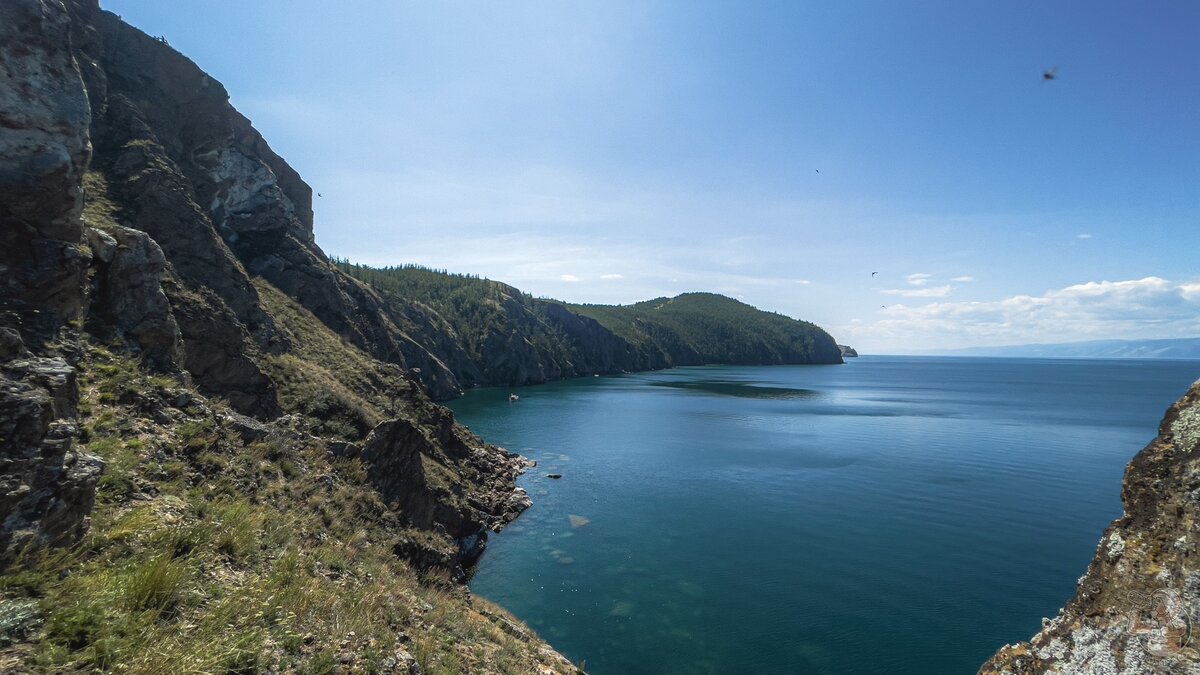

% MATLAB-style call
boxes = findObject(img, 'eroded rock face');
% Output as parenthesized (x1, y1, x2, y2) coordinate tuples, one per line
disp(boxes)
(0, 0, 92, 344)
(982, 381, 1200, 674)
(0, 353, 104, 565)
(0, 0, 102, 565)
(64, 0, 462, 401)
(339, 394, 533, 578)
(87, 225, 183, 372)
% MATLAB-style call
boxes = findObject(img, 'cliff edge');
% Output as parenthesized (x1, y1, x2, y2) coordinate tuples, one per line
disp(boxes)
(981, 380, 1200, 674)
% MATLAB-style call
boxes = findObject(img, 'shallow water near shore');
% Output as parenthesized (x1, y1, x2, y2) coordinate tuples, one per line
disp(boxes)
(453, 356, 1199, 674)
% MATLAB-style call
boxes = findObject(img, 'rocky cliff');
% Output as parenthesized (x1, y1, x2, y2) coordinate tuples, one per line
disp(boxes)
(2, 0, 517, 574)
(1, 0, 102, 570)
(1, 1, 574, 671)
(981, 380, 1200, 674)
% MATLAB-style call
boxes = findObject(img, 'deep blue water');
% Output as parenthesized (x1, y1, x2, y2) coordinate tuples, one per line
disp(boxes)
(452, 357, 1200, 674)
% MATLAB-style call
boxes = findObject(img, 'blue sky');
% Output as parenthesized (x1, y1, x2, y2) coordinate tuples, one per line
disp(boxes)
(103, 1, 1199, 353)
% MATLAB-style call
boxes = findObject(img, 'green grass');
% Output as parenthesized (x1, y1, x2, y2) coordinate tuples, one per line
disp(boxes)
(253, 279, 408, 438)
(0, 339, 577, 674)
(81, 171, 121, 233)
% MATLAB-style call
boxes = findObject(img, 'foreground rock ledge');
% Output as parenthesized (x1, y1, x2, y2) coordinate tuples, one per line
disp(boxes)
(981, 380, 1200, 674)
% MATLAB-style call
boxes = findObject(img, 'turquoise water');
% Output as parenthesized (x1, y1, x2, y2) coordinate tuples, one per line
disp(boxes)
(452, 357, 1200, 674)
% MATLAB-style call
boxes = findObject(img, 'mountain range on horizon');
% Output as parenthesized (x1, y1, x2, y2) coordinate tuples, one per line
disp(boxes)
(931, 337, 1200, 359)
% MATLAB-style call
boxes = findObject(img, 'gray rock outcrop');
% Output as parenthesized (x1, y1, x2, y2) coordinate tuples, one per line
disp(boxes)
(1, 0, 92, 344)
(982, 381, 1200, 673)
(87, 225, 183, 372)
(0, 353, 104, 564)
(0, 0, 101, 564)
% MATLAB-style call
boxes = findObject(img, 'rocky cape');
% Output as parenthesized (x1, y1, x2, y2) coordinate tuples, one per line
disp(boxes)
(981, 379, 1200, 673)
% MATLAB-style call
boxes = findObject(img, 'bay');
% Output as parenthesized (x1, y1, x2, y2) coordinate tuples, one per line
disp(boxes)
(453, 356, 1200, 674)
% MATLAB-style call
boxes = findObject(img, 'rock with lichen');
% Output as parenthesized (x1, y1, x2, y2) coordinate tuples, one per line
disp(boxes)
(981, 380, 1200, 674)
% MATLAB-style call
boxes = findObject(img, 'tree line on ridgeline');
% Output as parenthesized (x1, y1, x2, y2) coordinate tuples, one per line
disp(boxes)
(333, 259, 844, 391)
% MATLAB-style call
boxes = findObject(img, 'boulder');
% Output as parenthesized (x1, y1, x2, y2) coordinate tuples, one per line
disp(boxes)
(89, 225, 183, 372)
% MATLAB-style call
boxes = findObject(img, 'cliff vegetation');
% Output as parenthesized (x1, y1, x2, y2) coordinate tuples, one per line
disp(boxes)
(335, 262, 843, 392)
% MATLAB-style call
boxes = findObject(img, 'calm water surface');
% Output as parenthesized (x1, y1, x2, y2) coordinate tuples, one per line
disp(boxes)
(452, 357, 1200, 674)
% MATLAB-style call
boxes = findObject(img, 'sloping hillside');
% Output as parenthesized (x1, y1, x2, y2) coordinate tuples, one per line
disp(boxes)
(337, 263, 844, 389)
(569, 293, 844, 367)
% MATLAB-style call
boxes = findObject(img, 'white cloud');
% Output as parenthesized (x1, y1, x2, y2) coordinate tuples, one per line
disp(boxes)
(836, 276, 1200, 352)
(1077, 233, 1093, 239)
(795, 279, 812, 285)
(882, 285, 953, 298)
(560, 274, 580, 282)
(906, 273, 933, 286)
(600, 273, 624, 280)
(951, 276, 975, 283)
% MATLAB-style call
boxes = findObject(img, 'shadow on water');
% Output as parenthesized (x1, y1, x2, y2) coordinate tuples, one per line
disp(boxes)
(650, 379, 819, 400)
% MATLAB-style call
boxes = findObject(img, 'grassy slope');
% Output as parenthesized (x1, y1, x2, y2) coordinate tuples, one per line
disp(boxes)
(0, 294, 574, 674)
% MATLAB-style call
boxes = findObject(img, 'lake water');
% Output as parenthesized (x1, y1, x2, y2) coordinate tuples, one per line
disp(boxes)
(452, 357, 1200, 674)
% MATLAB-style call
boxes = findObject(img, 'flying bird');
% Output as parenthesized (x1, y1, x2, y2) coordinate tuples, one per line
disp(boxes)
(871, 271, 878, 277)
(1043, 66, 1058, 81)
(317, 192, 323, 197)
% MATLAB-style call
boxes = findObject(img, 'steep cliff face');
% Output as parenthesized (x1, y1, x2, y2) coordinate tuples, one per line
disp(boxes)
(982, 381, 1200, 674)
(0, 0, 92, 340)
(1, 2, 574, 671)
(0, 0, 537, 567)
(64, 0, 464, 403)
(0, 0, 102, 566)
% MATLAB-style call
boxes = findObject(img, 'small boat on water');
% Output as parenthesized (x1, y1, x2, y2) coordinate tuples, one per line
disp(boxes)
(509, 393, 520, 402)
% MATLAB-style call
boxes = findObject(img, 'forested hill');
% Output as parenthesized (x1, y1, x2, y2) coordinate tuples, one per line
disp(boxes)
(335, 262, 843, 391)
(568, 293, 843, 366)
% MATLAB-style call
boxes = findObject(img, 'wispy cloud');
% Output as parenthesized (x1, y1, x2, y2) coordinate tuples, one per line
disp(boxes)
(1077, 233, 1093, 239)
(882, 285, 953, 298)
(838, 277, 1200, 351)
(559, 274, 581, 282)
(951, 276, 975, 283)
(600, 273, 624, 280)
(905, 273, 933, 286)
